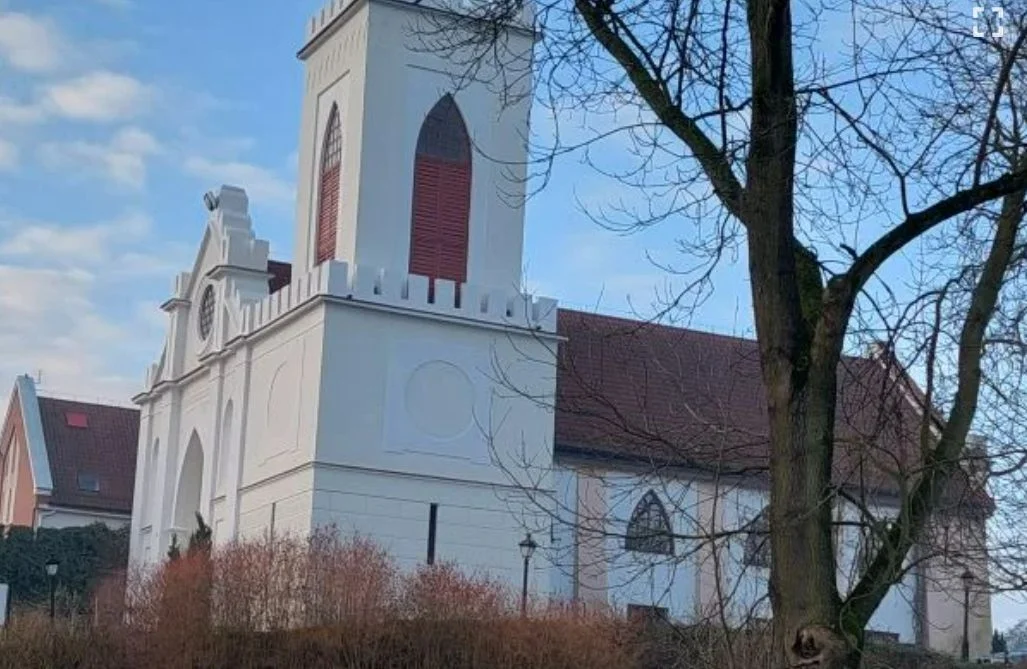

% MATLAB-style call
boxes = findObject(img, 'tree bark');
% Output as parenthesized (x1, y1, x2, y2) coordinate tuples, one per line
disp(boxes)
(745, 1, 857, 666)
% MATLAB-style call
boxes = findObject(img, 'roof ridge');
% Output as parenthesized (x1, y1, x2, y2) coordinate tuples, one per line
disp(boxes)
(36, 393, 138, 412)
(557, 307, 759, 346)
(557, 307, 884, 365)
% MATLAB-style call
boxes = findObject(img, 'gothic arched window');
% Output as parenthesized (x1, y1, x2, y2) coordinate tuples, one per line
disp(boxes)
(409, 94, 471, 298)
(743, 507, 771, 568)
(625, 490, 674, 555)
(315, 104, 342, 265)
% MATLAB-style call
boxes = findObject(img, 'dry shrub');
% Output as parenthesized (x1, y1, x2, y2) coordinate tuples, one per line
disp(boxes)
(400, 560, 509, 619)
(0, 530, 642, 668)
(303, 529, 397, 626)
(0, 611, 125, 669)
(0, 532, 980, 669)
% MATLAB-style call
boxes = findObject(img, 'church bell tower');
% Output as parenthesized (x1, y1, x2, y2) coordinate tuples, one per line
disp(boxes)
(293, 0, 536, 293)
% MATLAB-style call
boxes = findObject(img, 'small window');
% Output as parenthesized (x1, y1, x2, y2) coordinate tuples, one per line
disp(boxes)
(743, 507, 771, 569)
(65, 412, 88, 428)
(198, 285, 216, 340)
(77, 473, 100, 493)
(624, 490, 674, 555)
(627, 604, 668, 624)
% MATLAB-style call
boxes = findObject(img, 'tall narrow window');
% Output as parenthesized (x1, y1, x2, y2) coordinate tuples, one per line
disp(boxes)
(625, 490, 674, 555)
(409, 94, 471, 299)
(315, 104, 342, 265)
(427, 503, 438, 565)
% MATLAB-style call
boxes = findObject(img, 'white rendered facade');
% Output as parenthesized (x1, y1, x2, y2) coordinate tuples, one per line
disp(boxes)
(129, 0, 557, 590)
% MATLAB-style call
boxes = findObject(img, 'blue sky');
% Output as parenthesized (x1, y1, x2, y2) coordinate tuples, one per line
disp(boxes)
(0, 0, 752, 408)
(2, 0, 1022, 631)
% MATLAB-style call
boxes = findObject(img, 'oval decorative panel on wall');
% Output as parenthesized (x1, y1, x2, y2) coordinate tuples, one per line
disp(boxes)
(264, 360, 301, 459)
(404, 360, 474, 440)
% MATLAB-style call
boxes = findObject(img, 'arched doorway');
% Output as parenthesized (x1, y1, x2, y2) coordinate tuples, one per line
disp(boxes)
(173, 431, 204, 532)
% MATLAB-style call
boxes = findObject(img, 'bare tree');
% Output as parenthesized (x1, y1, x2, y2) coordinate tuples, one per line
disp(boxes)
(417, 0, 1027, 667)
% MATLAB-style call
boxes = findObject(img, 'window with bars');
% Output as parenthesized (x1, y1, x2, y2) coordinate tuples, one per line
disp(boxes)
(315, 104, 342, 265)
(409, 94, 471, 299)
(198, 285, 215, 340)
(624, 490, 674, 555)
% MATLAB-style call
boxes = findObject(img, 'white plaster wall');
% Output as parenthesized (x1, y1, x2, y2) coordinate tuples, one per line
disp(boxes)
(310, 465, 549, 592)
(358, 0, 533, 290)
(241, 307, 324, 489)
(921, 518, 992, 659)
(601, 475, 699, 620)
(548, 466, 577, 600)
(294, 3, 369, 273)
(717, 484, 772, 623)
(36, 507, 130, 530)
(236, 467, 316, 541)
(316, 302, 555, 490)
(834, 501, 917, 643)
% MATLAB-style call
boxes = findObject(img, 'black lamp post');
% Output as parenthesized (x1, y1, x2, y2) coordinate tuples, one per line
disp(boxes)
(961, 568, 974, 662)
(519, 532, 538, 617)
(44, 560, 59, 621)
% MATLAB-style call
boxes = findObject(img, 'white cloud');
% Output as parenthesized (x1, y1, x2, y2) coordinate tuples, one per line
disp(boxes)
(0, 139, 18, 171)
(0, 96, 45, 124)
(0, 210, 151, 263)
(0, 264, 157, 406)
(0, 12, 63, 73)
(43, 71, 152, 122)
(185, 156, 295, 206)
(39, 126, 162, 188)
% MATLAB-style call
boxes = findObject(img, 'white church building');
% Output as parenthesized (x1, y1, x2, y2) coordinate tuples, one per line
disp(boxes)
(128, 0, 993, 659)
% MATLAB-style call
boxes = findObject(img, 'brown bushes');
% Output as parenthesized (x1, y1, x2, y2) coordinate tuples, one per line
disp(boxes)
(0, 528, 638, 669)
(0, 528, 981, 668)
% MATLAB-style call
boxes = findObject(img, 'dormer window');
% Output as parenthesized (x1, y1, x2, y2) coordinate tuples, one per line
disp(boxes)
(77, 472, 100, 493)
(65, 412, 88, 428)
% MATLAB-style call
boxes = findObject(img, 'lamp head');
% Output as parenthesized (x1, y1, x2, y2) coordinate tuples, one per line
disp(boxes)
(519, 532, 538, 560)
(961, 568, 975, 589)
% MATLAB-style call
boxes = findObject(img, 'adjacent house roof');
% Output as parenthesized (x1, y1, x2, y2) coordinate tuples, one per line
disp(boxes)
(268, 259, 292, 295)
(35, 395, 139, 514)
(1, 376, 139, 516)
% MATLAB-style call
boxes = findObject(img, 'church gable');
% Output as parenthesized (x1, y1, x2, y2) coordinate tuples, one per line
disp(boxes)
(149, 186, 273, 385)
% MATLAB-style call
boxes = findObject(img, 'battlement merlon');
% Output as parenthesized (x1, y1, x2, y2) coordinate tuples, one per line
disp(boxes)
(300, 0, 535, 58)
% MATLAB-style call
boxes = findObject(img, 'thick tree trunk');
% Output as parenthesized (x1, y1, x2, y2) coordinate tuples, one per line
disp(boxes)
(745, 1, 856, 667)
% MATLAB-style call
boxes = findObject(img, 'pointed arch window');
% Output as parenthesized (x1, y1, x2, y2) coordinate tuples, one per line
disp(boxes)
(625, 491, 674, 555)
(743, 507, 771, 569)
(409, 94, 471, 299)
(315, 104, 342, 265)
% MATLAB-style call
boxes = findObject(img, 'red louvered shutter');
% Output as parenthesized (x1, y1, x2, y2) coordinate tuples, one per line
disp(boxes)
(410, 95, 471, 302)
(315, 104, 342, 265)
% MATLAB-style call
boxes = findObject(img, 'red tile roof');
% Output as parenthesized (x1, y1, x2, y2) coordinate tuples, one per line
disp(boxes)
(35, 396, 138, 515)
(268, 259, 292, 295)
(554, 309, 989, 514)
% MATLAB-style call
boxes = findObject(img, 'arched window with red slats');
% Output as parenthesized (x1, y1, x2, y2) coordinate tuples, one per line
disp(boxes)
(315, 103, 342, 265)
(409, 94, 471, 299)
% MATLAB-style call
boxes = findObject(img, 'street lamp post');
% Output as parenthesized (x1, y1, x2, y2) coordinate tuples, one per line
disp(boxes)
(519, 532, 538, 617)
(961, 568, 974, 662)
(45, 560, 59, 621)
